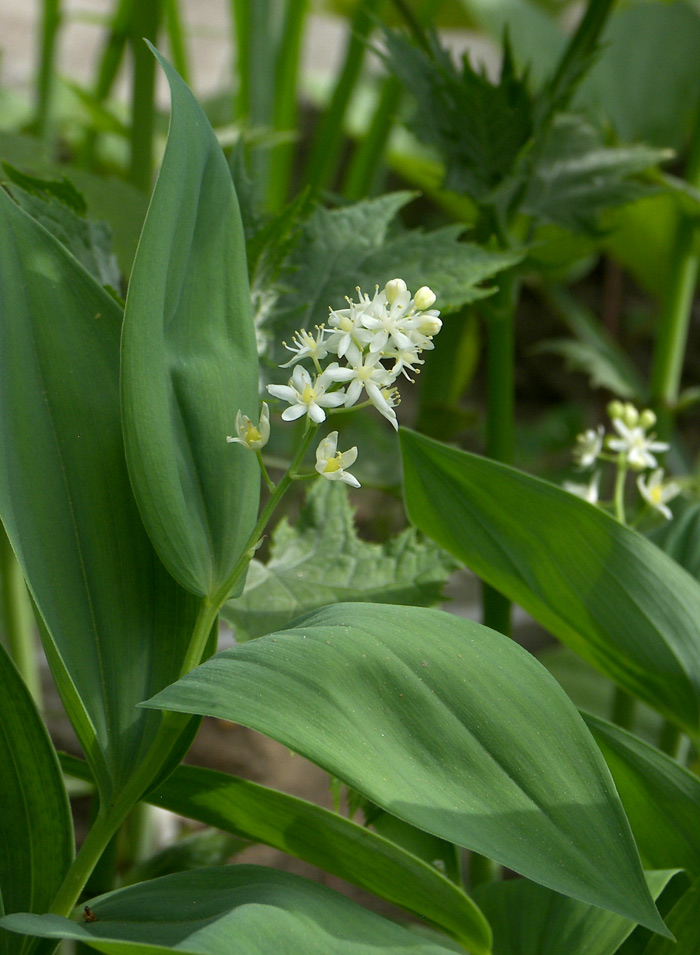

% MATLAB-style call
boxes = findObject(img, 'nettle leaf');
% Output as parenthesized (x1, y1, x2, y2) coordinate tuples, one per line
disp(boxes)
(222, 480, 457, 641)
(146, 603, 667, 934)
(534, 339, 642, 398)
(0, 642, 73, 953)
(266, 192, 521, 357)
(0, 865, 462, 955)
(1, 162, 121, 290)
(382, 30, 534, 201)
(522, 115, 668, 233)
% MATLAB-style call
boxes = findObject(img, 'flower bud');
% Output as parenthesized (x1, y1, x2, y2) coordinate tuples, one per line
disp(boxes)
(414, 286, 437, 310)
(623, 403, 639, 428)
(418, 315, 443, 336)
(385, 278, 407, 304)
(607, 400, 625, 421)
(639, 408, 657, 430)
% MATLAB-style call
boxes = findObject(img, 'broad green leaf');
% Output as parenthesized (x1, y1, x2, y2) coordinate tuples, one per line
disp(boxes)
(223, 480, 457, 641)
(0, 641, 73, 955)
(121, 47, 259, 598)
(60, 754, 491, 952)
(583, 714, 700, 879)
(1, 163, 121, 290)
(0, 186, 200, 801)
(0, 865, 462, 955)
(642, 879, 700, 955)
(648, 499, 700, 582)
(475, 870, 676, 955)
(145, 603, 667, 934)
(400, 429, 700, 738)
(267, 192, 521, 358)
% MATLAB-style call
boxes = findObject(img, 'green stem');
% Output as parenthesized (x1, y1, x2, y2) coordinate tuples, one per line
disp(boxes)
(303, 0, 381, 196)
(128, 0, 162, 191)
(613, 455, 627, 524)
(163, 0, 191, 83)
(342, 75, 403, 200)
(33, 0, 62, 140)
(0, 524, 42, 707)
(657, 720, 682, 758)
(611, 685, 635, 730)
(649, 96, 700, 437)
(469, 852, 500, 890)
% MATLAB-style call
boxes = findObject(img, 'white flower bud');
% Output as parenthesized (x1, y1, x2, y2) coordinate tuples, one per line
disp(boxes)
(607, 400, 625, 421)
(384, 278, 408, 304)
(414, 286, 437, 310)
(622, 403, 639, 428)
(639, 408, 657, 430)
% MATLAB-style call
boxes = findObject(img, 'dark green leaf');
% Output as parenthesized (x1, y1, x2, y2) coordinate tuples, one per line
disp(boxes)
(0, 642, 73, 955)
(475, 870, 676, 955)
(0, 865, 464, 954)
(145, 603, 667, 933)
(0, 185, 200, 801)
(648, 499, 700, 582)
(223, 480, 457, 641)
(121, 47, 260, 598)
(583, 714, 700, 879)
(400, 429, 700, 738)
(642, 878, 700, 954)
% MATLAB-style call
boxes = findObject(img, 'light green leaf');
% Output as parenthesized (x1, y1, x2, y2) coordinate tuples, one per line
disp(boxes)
(223, 480, 457, 641)
(268, 192, 521, 353)
(0, 866, 463, 954)
(60, 753, 491, 951)
(475, 870, 677, 955)
(0, 186, 200, 801)
(145, 603, 667, 934)
(0, 642, 73, 955)
(400, 429, 700, 738)
(583, 714, 700, 879)
(121, 47, 259, 597)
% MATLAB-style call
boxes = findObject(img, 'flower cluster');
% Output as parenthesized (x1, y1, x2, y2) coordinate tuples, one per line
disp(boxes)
(229, 279, 441, 490)
(566, 401, 681, 521)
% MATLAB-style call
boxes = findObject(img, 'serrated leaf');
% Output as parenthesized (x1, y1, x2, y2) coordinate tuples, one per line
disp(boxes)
(522, 115, 668, 233)
(222, 480, 457, 641)
(535, 338, 642, 397)
(145, 603, 668, 934)
(382, 29, 534, 201)
(0, 865, 462, 955)
(267, 192, 521, 357)
(0, 642, 74, 955)
(121, 47, 260, 598)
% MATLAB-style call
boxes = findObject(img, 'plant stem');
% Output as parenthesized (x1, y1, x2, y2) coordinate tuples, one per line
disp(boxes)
(612, 456, 627, 524)
(33, 0, 62, 140)
(128, 0, 162, 191)
(342, 75, 403, 200)
(469, 852, 500, 890)
(163, 0, 190, 84)
(657, 720, 682, 758)
(0, 523, 42, 707)
(611, 685, 635, 730)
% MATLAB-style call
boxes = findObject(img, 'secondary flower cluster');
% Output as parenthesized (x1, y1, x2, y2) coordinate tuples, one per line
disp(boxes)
(228, 279, 441, 489)
(565, 401, 681, 521)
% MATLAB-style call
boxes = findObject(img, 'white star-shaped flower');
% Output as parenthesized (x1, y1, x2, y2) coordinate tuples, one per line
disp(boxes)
(607, 420, 669, 470)
(324, 352, 398, 429)
(226, 402, 270, 450)
(573, 425, 604, 468)
(315, 431, 360, 487)
(267, 365, 345, 424)
(637, 469, 681, 520)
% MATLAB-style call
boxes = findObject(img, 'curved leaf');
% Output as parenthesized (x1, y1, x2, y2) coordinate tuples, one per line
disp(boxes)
(0, 187, 200, 800)
(145, 603, 666, 934)
(121, 47, 259, 598)
(400, 429, 700, 737)
(642, 878, 700, 955)
(0, 642, 73, 954)
(583, 714, 700, 879)
(0, 865, 461, 954)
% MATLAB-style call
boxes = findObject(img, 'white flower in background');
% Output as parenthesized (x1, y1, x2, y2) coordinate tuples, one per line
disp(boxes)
(227, 402, 270, 450)
(607, 419, 669, 470)
(315, 432, 360, 487)
(563, 472, 600, 504)
(267, 365, 345, 424)
(573, 426, 605, 468)
(280, 327, 328, 368)
(637, 469, 681, 520)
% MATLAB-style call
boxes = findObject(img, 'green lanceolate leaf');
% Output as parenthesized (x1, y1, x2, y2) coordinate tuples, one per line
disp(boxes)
(0, 187, 200, 801)
(642, 879, 700, 955)
(145, 603, 667, 934)
(584, 714, 700, 879)
(60, 754, 491, 952)
(121, 46, 259, 598)
(0, 642, 73, 954)
(223, 480, 457, 641)
(400, 429, 700, 738)
(0, 865, 463, 954)
(474, 870, 677, 955)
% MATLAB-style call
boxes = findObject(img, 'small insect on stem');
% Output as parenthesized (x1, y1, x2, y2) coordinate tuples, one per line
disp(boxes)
(83, 905, 97, 922)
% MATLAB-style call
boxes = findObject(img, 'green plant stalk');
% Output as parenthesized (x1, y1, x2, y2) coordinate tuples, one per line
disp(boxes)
(469, 852, 500, 891)
(342, 75, 403, 200)
(128, 0, 162, 191)
(0, 523, 41, 707)
(302, 0, 381, 196)
(33, 0, 62, 139)
(265, 0, 310, 211)
(163, 0, 191, 83)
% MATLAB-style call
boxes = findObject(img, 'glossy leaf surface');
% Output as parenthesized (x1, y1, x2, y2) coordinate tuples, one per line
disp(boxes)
(400, 429, 700, 737)
(0, 642, 73, 954)
(121, 48, 259, 597)
(0, 187, 200, 800)
(0, 865, 461, 954)
(146, 603, 665, 933)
